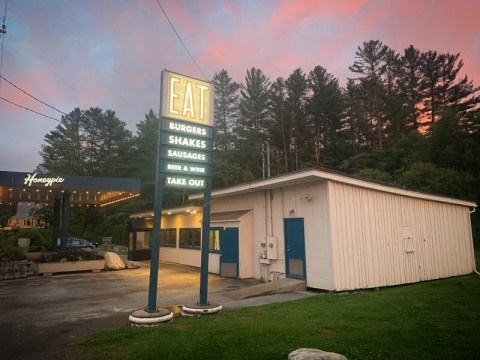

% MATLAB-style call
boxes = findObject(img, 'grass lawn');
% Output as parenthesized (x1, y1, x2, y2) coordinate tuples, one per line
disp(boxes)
(80, 258, 480, 359)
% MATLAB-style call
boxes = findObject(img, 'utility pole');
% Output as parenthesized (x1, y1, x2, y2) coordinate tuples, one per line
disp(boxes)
(262, 141, 271, 179)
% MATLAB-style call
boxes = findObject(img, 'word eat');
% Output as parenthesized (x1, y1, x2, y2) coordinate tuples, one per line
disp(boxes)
(167, 73, 210, 124)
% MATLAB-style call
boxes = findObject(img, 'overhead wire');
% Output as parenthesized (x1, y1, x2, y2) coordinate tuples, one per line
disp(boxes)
(155, 0, 210, 81)
(1, 73, 99, 125)
(1, 74, 68, 116)
(0, 96, 60, 122)
(3, 0, 211, 124)
(0, 1, 95, 125)
(0, 0, 60, 123)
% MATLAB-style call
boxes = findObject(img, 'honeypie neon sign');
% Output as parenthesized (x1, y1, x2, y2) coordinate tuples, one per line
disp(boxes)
(24, 173, 65, 187)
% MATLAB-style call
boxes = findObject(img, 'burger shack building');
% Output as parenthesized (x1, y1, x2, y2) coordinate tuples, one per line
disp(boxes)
(130, 168, 477, 291)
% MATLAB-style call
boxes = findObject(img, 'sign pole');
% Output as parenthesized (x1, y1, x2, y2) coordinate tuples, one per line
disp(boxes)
(199, 176, 212, 305)
(147, 70, 166, 313)
(129, 72, 173, 325)
(147, 168, 164, 312)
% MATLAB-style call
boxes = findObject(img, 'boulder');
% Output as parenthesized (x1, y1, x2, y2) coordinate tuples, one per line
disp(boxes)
(121, 258, 141, 269)
(104, 252, 126, 270)
(288, 348, 348, 360)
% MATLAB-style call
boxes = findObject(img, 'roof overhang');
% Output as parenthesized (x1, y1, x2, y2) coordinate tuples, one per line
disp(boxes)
(189, 168, 477, 208)
(130, 206, 202, 219)
(0, 171, 141, 207)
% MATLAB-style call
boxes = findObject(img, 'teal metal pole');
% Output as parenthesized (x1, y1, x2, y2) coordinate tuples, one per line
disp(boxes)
(147, 73, 165, 312)
(199, 176, 212, 305)
(60, 192, 69, 250)
(51, 197, 61, 250)
(147, 172, 164, 312)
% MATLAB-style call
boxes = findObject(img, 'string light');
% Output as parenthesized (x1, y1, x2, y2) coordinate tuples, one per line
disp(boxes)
(100, 193, 140, 207)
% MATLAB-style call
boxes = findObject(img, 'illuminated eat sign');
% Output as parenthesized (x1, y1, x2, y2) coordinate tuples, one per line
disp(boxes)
(161, 70, 213, 126)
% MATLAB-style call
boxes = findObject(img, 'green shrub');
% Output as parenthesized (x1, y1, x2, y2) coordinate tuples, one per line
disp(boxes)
(112, 224, 128, 245)
(38, 249, 101, 263)
(0, 247, 27, 261)
(16, 228, 52, 248)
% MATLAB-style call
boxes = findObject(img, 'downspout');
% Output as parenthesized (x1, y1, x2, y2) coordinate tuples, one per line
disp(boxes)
(469, 207, 480, 276)
(261, 142, 273, 281)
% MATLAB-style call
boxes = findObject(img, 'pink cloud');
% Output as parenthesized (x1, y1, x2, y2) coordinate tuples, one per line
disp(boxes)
(224, 1, 242, 22)
(269, 0, 368, 26)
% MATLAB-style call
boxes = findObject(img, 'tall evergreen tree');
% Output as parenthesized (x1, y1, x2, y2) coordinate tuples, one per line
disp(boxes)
(212, 69, 240, 152)
(306, 66, 344, 167)
(99, 109, 134, 177)
(398, 45, 423, 131)
(211, 69, 247, 187)
(38, 107, 132, 177)
(268, 77, 288, 174)
(419, 50, 444, 126)
(131, 110, 159, 208)
(419, 51, 480, 130)
(236, 68, 272, 178)
(38, 108, 86, 175)
(349, 40, 391, 148)
(284, 68, 309, 170)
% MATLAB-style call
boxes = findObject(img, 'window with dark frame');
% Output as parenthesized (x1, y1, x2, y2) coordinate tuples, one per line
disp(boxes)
(179, 228, 201, 249)
(160, 228, 176, 247)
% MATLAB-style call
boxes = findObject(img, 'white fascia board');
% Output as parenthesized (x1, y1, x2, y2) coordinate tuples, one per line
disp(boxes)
(190, 169, 477, 208)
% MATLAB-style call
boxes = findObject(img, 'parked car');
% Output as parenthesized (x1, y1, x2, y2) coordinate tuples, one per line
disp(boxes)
(57, 237, 97, 249)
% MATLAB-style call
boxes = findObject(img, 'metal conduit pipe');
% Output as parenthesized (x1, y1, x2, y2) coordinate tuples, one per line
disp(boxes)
(468, 207, 479, 276)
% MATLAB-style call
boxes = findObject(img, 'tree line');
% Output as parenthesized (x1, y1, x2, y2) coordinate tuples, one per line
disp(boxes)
(4, 39, 478, 245)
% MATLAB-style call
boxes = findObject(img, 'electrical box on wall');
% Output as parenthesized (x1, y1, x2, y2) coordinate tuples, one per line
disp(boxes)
(266, 236, 278, 260)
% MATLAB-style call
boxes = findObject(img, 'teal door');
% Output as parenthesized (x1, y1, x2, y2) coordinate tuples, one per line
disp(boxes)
(219, 228, 239, 278)
(284, 218, 306, 280)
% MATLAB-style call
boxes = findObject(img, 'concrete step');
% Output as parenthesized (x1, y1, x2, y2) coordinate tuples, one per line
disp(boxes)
(226, 277, 306, 300)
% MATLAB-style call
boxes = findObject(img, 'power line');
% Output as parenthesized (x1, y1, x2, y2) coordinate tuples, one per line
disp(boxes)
(0, 74, 68, 116)
(155, 0, 210, 81)
(0, 96, 60, 122)
(0, 73, 100, 125)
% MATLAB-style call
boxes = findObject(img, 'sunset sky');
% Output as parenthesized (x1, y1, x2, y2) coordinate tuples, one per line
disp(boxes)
(1, 0, 479, 172)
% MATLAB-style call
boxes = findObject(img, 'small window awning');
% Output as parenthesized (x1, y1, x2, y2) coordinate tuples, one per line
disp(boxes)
(128, 218, 153, 231)
(210, 209, 252, 222)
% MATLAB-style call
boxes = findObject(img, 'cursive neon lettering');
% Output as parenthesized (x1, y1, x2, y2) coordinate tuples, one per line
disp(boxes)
(24, 173, 65, 187)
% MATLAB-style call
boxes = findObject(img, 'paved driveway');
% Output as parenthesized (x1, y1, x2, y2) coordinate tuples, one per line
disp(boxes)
(0, 261, 312, 359)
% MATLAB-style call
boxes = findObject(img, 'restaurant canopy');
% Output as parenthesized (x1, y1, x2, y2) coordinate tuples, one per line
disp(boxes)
(0, 171, 141, 206)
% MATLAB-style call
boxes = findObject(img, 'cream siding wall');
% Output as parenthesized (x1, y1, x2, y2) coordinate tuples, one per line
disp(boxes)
(211, 182, 335, 288)
(157, 212, 223, 273)
(279, 182, 334, 290)
(210, 211, 254, 279)
(329, 181, 475, 291)
(211, 192, 268, 278)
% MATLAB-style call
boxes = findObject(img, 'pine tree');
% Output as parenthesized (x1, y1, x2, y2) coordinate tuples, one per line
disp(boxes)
(306, 66, 344, 167)
(212, 69, 240, 152)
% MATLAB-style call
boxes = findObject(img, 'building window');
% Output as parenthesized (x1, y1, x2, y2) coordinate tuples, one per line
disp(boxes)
(209, 229, 220, 252)
(160, 228, 176, 247)
(179, 228, 201, 249)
